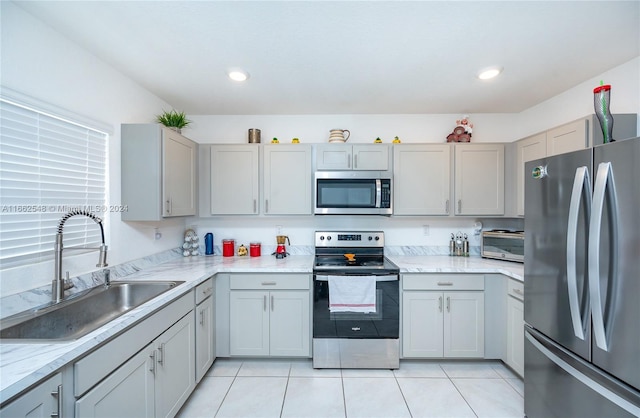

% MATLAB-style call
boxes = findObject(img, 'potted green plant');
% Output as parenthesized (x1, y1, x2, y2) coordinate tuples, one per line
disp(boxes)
(156, 109, 191, 133)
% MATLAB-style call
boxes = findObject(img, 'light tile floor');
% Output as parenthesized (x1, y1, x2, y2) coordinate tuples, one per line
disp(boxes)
(177, 359, 524, 418)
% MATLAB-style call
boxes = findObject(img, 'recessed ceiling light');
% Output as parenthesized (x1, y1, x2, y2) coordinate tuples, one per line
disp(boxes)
(477, 66, 503, 80)
(228, 69, 249, 82)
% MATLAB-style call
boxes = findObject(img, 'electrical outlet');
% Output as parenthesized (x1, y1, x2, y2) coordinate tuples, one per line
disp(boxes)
(154, 228, 162, 240)
(422, 225, 430, 236)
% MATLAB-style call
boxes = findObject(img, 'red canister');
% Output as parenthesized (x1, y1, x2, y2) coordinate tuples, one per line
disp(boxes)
(250, 242, 261, 257)
(222, 239, 235, 257)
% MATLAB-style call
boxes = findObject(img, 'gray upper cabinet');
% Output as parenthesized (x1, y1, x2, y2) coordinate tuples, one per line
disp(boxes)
(516, 133, 547, 216)
(209, 145, 259, 215)
(315, 144, 389, 170)
(263, 144, 312, 215)
(393, 144, 451, 215)
(454, 144, 505, 216)
(121, 124, 197, 221)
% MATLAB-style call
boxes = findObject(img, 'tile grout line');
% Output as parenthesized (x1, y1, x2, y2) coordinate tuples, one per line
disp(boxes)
(278, 363, 293, 418)
(443, 364, 480, 418)
(213, 361, 242, 418)
(392, 369, 414, 418)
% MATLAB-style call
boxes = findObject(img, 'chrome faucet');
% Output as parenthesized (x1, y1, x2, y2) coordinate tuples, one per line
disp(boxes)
(53, 210, 108, 302)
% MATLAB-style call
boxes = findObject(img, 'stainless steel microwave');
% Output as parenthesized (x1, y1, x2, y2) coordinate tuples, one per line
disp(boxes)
(481, 230, 524, 263)
(314, 171, 392, 215)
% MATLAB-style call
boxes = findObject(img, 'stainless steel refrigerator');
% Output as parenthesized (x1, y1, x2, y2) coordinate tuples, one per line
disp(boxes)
(524, 136, 640, 417)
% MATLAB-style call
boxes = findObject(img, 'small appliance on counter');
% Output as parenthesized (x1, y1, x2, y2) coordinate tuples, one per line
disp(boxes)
(449, 232, 469, 256)
(273, 235, 290, 259)
(480, 230, 524, 263)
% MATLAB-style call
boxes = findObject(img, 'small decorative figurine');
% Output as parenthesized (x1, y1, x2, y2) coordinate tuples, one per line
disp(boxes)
(393, 136, 401, 143)
(271, 137, 279, 143)
(446, 115, 473, 142)
(374, 137, 383, 143)
(291, 137, 300, 143)
(237, 244, 248, 256)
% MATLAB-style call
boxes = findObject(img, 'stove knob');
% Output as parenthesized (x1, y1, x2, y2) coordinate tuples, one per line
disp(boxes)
(319, 236, 325, 241)
(368, 236, 373, 241)
(374, 236, 380, 241)
(327, 236, 332, 241)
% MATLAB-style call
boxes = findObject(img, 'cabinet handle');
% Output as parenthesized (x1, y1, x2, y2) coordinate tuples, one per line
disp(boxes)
(348, 155, 351, 169)
(253, 199, 257, 213)
(354, 155, 358, 169)
(263, 295, 267, 311)
(445, 199, 450, 214)
(446, 296, 451, 312)
(513, 289, 524, 295)
(157, 343, 165, 366)
(438, 296, 443, 312)
(265, 199, 269, 213)
(458, 199, 462, 213)
(149, 351, 156, 374)
(50, 384, 63, 418)
(437, 282, 454, 286)
(200, 309, 205, 325)
(271, 295, 275, 311)
(166, 199, 172, 214)
(261, 281, 277, 286)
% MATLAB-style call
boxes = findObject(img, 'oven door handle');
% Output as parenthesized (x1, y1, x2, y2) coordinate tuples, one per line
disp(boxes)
(314, 274, 398, 282)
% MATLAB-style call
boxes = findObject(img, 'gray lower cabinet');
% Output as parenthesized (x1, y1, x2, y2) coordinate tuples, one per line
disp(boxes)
(506, 279, 525, 377)
(0, 373, 63, 418)
(195, 279, 215, 383)
(402, 274, 485, 358)
(229, 274, 311, 357)
(76, 312, 195, 417)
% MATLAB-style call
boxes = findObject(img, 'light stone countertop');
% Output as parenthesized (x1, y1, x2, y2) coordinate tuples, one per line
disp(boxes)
(0, 254, 522, 404)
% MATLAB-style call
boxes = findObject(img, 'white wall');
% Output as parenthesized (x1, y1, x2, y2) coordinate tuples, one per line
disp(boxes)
(0, 2, 187, 296)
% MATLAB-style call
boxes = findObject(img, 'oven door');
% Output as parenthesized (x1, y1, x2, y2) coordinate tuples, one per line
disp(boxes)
(313, 274, 399, 339)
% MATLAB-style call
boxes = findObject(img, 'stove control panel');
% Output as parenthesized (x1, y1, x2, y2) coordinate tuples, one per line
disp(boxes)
(315, 231, 384, 247)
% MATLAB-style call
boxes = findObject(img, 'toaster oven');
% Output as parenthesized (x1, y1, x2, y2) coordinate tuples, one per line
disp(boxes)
(481, 230, 524, 263)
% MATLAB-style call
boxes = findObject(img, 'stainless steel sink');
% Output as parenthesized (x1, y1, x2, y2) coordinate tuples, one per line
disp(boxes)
(0, 281, 184, 342)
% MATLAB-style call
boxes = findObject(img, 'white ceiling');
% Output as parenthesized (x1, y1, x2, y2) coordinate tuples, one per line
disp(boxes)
(13, 1, 640, 115)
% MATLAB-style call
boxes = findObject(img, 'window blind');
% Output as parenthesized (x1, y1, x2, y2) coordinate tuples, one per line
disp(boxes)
(0, 99, 108, 266)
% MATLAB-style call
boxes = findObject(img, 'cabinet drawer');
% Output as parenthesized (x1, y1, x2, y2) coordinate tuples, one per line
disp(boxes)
(196, 277, 214, 304)
(403, 274, 484, 291)
(230, 274, 310, 290)
(508, 279, 524, 301)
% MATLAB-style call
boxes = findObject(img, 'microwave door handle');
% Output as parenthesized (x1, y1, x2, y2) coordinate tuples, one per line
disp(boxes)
(375, 179, 382, 208)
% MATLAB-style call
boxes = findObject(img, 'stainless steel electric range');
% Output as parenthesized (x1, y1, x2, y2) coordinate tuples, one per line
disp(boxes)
(312, 231, 400, 369)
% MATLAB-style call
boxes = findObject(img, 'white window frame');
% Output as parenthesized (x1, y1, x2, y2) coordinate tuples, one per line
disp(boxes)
(0, 94, 110, 268)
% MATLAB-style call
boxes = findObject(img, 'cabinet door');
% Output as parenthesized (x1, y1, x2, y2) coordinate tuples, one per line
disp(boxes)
(230, 291, 270, 356)
(394, 144, 451, 215)
(454, 144, 504, 215)
(402, 291, 444, 358)
(263, 145, 312, 215)
(516, 133, 547, 216)
(210, 145, 259, 214)
(315, 144, 352, 170)
(1, 373, 63, 418)
(444, 292, 485, 358)
(76, 347, 155, 418)
(507, 296, 525, 377)
(155, 312, 195, 418)
(547, 118, 588, 157)
(195, 296, 215, 383)
(162, 129, 196, 217)
(269, 291, 311, 357)
(353, 145, 389, 170)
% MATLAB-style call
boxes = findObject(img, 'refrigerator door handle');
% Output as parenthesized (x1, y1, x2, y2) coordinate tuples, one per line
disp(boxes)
(525, 329, 640, 416)
(589, 162, 619, 352)
(566, 166, 591, 340)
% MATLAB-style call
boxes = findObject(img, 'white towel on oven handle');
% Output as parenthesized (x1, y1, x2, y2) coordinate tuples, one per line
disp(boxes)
(328, 275, 377, 313)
